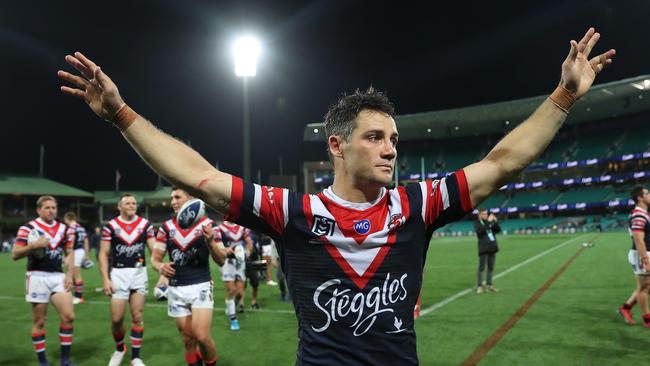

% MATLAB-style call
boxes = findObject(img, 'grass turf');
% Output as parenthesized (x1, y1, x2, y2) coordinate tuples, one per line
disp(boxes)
(0, 232, 642, 365)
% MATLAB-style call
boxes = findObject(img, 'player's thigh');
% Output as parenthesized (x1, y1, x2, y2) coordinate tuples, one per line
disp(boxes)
(50, 291, 75, 323)
(110, 298, 129, 323)
(175, 315, 195, 339)
(129, 292, 146, 322)
(191, 308, 214, 341)
(236, 280, 245, 292)
(224, 281, 237, 294)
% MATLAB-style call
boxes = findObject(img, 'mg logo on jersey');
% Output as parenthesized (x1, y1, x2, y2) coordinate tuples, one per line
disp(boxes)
(312, 215, 335, 236)
(353, 219, 371, 235)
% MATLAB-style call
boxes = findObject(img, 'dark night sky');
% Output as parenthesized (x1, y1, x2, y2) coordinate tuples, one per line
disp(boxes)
(1, 0, 647, 191)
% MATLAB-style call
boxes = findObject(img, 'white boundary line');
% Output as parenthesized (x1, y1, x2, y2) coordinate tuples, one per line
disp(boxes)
(0, 295, 296, 314)
(419, 234, 588, 317)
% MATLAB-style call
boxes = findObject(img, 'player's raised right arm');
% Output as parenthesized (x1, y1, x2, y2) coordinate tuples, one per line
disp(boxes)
(58, 52, 232, 214)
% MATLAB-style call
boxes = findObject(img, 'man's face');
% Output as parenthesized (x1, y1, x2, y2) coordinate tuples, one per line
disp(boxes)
(479, 211, 488, 221)
(338, 109, 398, 187)
(118, 196, 138, 217)
(170, 189, 191, 214)
(37, 200, 57, 222)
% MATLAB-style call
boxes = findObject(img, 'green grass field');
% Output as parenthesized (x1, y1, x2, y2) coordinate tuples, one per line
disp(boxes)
(0, 232, 645, 365)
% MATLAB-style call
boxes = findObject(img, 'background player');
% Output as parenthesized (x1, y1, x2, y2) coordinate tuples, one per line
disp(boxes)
(620, 186, 650, 326)
(152, 187, 224, 366)
(63, 212, 90, 304)
(99, 194, 155, 366)
(214, 221, 252, 330)
(12, 196, 76, 366)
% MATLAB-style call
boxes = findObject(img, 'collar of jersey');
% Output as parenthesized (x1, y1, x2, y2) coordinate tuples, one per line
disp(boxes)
(635, 206, 649, 213)
(322, 186, 387, 211)
(35, 217, 57, 227)
(117, 215, 139, 224)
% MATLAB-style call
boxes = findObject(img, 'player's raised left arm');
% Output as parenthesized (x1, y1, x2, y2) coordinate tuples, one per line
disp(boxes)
(463, 28, 615, 206)
(58, 53, 232, 214)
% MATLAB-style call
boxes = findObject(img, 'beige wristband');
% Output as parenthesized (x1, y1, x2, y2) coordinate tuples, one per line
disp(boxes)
(549, 86, 577, 114)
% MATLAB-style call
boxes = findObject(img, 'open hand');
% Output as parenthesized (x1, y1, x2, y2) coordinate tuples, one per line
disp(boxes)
(58, 52, 125, 121)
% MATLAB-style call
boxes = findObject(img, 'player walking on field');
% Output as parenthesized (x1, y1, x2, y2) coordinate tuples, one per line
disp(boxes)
(13, 196, 76, 366)
(151, 187, 225, 366)
(99, 194, 156, 366)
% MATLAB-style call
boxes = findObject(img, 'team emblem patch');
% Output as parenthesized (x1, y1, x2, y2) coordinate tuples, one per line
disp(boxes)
(312, 215, 335, 236)
(387, 213, 404, 230)
(353, 219, 371, 235)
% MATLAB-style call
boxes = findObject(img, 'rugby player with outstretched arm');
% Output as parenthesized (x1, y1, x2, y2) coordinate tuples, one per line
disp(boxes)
(59, 28, 614, 365)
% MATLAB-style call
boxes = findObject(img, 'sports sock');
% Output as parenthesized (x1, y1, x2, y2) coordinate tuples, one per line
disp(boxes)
(32, 331, 48, 364)
(59, 324, 73, 361)
(623, 302, 635, 310)
(74, 279, 84, 299)
(130, 325, 144, 359)
(114, 329, 126, 352)
(185, 351, 201, 366)
(225, 299, 236, 320)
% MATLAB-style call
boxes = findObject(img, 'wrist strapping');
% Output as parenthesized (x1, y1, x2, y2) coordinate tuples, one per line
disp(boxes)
(110, 104, 139, 132)
(549, 86, 577, 114)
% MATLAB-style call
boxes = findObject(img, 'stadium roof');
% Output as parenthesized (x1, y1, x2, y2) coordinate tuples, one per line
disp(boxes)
(0, 175, 93, 198)
(303, 75, 650, 141)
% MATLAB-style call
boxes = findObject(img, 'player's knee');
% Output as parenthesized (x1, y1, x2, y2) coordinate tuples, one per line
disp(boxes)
(195, 331, 213, 346)
(62, 312, 75, 324)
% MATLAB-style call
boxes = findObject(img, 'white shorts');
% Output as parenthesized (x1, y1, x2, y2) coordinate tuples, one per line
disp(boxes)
(221, 259, 246, 282)
(629, 250, 650, 276)
(73, 248, 86, 267)
(110, 267, 148, 300)
(25, 271, 65, 303)
(167, 281, 214, 317)
(262, 244, 272, 257)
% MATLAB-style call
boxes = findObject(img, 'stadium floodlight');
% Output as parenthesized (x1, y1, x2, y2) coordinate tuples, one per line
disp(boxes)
(233, 36, 260, 77)
(233, 35, 261, 181)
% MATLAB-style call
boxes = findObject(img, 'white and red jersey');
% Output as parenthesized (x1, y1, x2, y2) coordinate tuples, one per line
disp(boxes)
(214, 221, 250, 249)
(102, 215, 155, 268)
(156, 216, 216, 286)
(630, 206, 650, 251)
(16, 218, 73, 272)
(225, 170, 472, 366)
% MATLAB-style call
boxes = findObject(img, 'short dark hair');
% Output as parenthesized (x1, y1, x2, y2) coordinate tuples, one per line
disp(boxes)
(63, 211, 76, 221)
(324, 87, 395, 144)
(478, 207, 488, 213)
(631, 186, 647, 203)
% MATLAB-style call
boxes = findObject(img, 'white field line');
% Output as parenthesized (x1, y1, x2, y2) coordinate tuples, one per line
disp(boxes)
(419, 234, 588, 317)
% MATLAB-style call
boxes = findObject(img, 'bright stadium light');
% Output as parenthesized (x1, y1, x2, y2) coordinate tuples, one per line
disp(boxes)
(233, 35, 261, 181)
(233, 36, 260, 77)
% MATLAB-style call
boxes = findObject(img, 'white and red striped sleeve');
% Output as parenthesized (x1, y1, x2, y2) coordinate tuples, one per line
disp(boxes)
(418, 169, 473, 229)
(630, 215, 648, 232)
(101, 225, 112, 242)
(156, 224, 169, 243)
(64, 225, 75, 249)
(145, 222, 155, 239)
(15, 225, 31, 246)
(225, 176, 290, 236)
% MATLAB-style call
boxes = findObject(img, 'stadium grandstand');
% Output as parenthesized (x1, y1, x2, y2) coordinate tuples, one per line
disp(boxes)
(302, 75, 650, 236)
